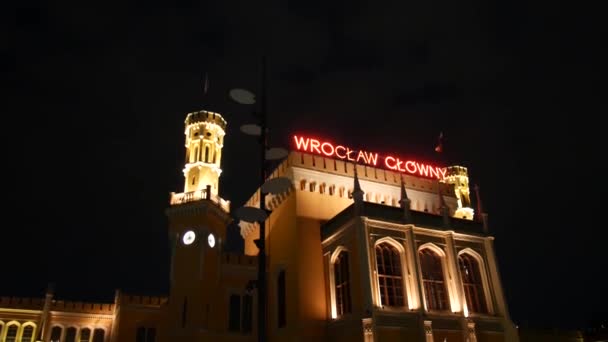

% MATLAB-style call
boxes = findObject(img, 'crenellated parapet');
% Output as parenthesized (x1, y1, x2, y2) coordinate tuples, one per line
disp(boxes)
(119, 294, 168, 308)
(50, 300, 115, 314)
(0, 296, 44, 310)
(185, 110, 227, 131)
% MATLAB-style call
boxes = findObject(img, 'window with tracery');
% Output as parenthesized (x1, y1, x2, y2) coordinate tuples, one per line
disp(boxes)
(22, 325, 35, 342)
(334, 251, 352, 316)
(375, 242, 404, 306)
(459, 253, 488, 313)
(419, 248, 449, 311)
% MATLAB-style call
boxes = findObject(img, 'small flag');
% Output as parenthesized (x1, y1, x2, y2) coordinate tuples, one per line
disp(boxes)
(434, 132, 444, 153)
(203, 72, 209, 95)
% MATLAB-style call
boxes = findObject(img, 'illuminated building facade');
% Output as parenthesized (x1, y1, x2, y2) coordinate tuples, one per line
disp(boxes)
(2, 109, 523, 341)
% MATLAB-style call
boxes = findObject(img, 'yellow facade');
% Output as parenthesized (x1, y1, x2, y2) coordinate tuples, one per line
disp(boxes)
(1, 109, 541, 342)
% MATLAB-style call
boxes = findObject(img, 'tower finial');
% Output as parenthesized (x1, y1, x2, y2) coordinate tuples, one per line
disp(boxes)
(474, 184, 483, 221)
(474, 184, 489, 233)
(399, 175, 412, 222)
(352, 162, 364, 213)
(437, 181, 450, 228)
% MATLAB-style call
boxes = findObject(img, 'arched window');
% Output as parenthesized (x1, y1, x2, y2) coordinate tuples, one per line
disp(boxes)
(136, 327, 146, 342)
(50, 326, 63, 342)
(21, 325, 35, 342)
(228, 294, 241, 332)
(334, 250, 352, 316)
(80, 327, 91, 342)
(319, 183, 326, 194)
(5, 323, 19, 342)
(419, 248, 449, 311)
(459, 253, 488, 314)
(193, 147, 198, 162)
(375, 242, 404, 306)
(204, 146, 210, 163)
(277, 270, 286, 328)
(65, 327, 77, 342)
(92, 329, 105, 342)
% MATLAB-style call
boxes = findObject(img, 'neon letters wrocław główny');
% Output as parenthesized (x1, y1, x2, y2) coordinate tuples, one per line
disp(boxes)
(293, 135, 446, 180)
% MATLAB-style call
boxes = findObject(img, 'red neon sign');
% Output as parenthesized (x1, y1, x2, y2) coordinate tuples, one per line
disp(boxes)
(292, 135, 446, 179)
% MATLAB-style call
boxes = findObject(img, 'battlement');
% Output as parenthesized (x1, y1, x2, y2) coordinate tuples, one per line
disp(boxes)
(0, 296, 44, 310)
(292, 151, 454, 194)
(120, 294, 167, 308)
(221, 252, 257, 267)
(51, 300, 114, 313)
(445, 165, 469, 178)
(185, 110, 227, 130)
(244, 150, 456, 209)
(0, 296, 116, 314)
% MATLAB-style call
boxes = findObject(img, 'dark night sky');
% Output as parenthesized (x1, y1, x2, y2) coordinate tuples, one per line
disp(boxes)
(5, 0, 604, 332)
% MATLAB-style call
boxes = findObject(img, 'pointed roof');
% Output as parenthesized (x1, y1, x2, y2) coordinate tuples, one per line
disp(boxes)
(353, 163, 363, 196)
(352, 162, 364, 212)
(399, 175, 409, 204)
(399, 175, 412, 222)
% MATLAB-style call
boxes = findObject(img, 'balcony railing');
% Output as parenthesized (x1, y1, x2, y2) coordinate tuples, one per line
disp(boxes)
(169, 188, 230, 212)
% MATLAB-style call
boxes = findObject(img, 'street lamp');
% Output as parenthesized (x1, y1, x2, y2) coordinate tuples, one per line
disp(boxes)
(229, 58, 290, 342)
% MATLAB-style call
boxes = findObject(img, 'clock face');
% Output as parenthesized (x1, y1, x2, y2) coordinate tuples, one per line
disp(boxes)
(182, 230, 196, 245)
(207, 233, 216, 248)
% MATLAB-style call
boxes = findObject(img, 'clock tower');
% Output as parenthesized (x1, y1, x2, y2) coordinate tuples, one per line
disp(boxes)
(164, 110, 232, 341)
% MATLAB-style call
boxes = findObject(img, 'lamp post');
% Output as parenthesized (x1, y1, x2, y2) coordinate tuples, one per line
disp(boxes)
(230, 56, 290, 342)
(256, 56, 269, 342)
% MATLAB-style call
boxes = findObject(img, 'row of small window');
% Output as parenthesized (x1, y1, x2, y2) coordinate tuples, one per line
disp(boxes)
(189, 145, 218, 164)
(227, 270, 287, 333)
(333, 243, 489, 317)
(48, 326, 105, 342)
(299, 180, 430, 209)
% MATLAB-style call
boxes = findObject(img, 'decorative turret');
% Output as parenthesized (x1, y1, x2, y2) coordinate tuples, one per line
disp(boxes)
(182, 110, 227, 196)
(442, 165, 474, 220)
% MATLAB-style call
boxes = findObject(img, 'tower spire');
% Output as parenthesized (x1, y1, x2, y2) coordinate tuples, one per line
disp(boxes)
(399, 175, 412, 222)
(352, 162, 364, 213)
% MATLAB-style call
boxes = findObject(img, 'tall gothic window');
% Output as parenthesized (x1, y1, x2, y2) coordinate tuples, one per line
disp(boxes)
(5, 324, 18, 342)
(65, 327, 77, 342)
(228, 294, 241, 332)
(22, 325, 35, 342)
(78, 328, 90, 342)
(50, 326, 62, 342)
(334, 250, 352, 316)
(277, 270, 286, 328)
(459, 253, 488, 313)
(419, 248, 449, 311)
(92, 329, 105, 342)
(375, 242, 404, 307)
